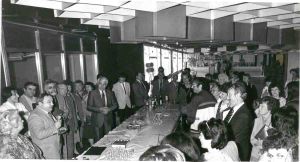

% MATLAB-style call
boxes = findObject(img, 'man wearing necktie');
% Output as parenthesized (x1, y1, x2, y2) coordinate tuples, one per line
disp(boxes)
(152, 72, 168, 102)
(112, 74, 132, 123)
(132, 73, 149, 110)
(225, 82, 254, 161)
(87, 76, 118, 141)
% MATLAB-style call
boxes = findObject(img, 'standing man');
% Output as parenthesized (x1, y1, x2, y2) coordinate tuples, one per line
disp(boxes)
(167, 74, 179, 104)
(224, 82, 254, 161)
(19, 82, 38, 112)
(132, 72, 149, 110)
(56, 82, 78, 159)
(28, 93, 62, 159)
(112, 73, 131, 123)
(87, 76, 118, 141)
(152, 72, 169, 102)
(44, 79, 64, 117)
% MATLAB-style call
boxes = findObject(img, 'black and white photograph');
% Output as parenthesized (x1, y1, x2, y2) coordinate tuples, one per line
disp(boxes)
(0, 0, 299, 161)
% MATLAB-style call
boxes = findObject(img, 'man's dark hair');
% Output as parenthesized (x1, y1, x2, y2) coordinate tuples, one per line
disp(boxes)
(230, 81, 247, 100)
(74, 80, 84, 85)
(24, 82, 37, 89)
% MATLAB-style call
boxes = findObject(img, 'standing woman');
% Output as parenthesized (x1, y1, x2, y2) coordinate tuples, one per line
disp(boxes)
(0, 110, 43, 159)
(250, 96, 279, 161)
(269, 83, 286, 107)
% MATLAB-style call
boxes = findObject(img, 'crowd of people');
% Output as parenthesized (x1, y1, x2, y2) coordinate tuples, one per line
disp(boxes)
(0, 66, 298, 161)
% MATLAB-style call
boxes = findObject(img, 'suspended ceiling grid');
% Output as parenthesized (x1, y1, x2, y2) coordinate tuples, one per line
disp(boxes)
(10, 0, 300, 30)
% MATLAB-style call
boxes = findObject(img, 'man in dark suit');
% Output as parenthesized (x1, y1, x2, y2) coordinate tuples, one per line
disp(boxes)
(224, 82, 254, 161)
(87, 76, 118, 141)
(152, 72, 169, 102)
(132, 72, 149, 110)
(243, 74, 258, 114)
(167, 74, 179, 104)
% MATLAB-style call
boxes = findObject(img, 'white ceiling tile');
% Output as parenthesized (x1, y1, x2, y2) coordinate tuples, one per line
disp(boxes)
(81, 19, 110, 26)
(259, 8, 291, 17)
(108, 8, 136, 16)
(233, 13, 256, 22)
(12, 0, 72, 10)
(252, 2, 294, 7)
(183, 1, 242, 9)
(121, 1, 179, 12)
(78, 0, 129, 7)
(64, 4, 117, 13)
(186, 6, 208, 15)
(54, 10, 95, 18)
(278, 13, 300, 20)
(94, 13, 134, 22)
(212, 10, 237, 19)
(267, 21, 290, 26)
(220, 3, 268, 12)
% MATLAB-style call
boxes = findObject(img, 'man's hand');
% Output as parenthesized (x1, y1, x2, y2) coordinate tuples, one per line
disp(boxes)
(55, 119, 62, 129)
(100, 107, 110, 114)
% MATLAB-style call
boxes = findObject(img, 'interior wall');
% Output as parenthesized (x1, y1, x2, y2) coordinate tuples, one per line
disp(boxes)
(95, 29, 144, 88)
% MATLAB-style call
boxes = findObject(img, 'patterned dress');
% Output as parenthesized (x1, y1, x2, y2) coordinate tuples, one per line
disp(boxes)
(0, 134, 44, 159)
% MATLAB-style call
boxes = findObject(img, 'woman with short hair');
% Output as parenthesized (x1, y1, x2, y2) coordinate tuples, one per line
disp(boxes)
(250, 96, 280, 161)
(0, 109, 43, 159)
(269, 83, 286, 107)
(198, 118, 239, 161)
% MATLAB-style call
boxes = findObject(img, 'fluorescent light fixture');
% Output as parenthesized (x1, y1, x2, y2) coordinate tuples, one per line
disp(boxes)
(267, 21, 290, 26)
(234, 13, 256, 22)
(190, 10, 236, 19)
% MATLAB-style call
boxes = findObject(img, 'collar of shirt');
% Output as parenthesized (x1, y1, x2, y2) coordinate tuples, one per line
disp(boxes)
(37, 106, 50, 115)
(222, 102, 244, 121)
(230, 101, 244, 119)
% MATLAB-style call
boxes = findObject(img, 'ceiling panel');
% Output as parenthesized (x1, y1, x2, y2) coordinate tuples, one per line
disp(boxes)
(220, 3, 268, 12)
(121, 1, 179, 12)
(259, 8, 292, 17)
(64, 4, 117, 13)
(11, 0, 72, 10)
(234, 13, 256, 22)
(186, 6, 208, 15)
(183, 1, 242, 9)
(190, 9, 236, 20)
(108, 8, 136, 16)
(94, 13, 134, 22)
(267, 21, 290, 26)
(280, 23, 300, 29)
(81, 19, 110, 26)
(54, 10, 95, 18)
(78, 0, 129, 7)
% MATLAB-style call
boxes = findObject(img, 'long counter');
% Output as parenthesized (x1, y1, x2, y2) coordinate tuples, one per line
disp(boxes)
(77, 104, 180, 160)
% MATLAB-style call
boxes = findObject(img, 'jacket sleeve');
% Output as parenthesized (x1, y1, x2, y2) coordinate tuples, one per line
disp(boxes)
(234, 113, 252, 161)
(109, 91, 118, 111)
(87, 91, 101, 113)
(28, 114, 57, 140)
